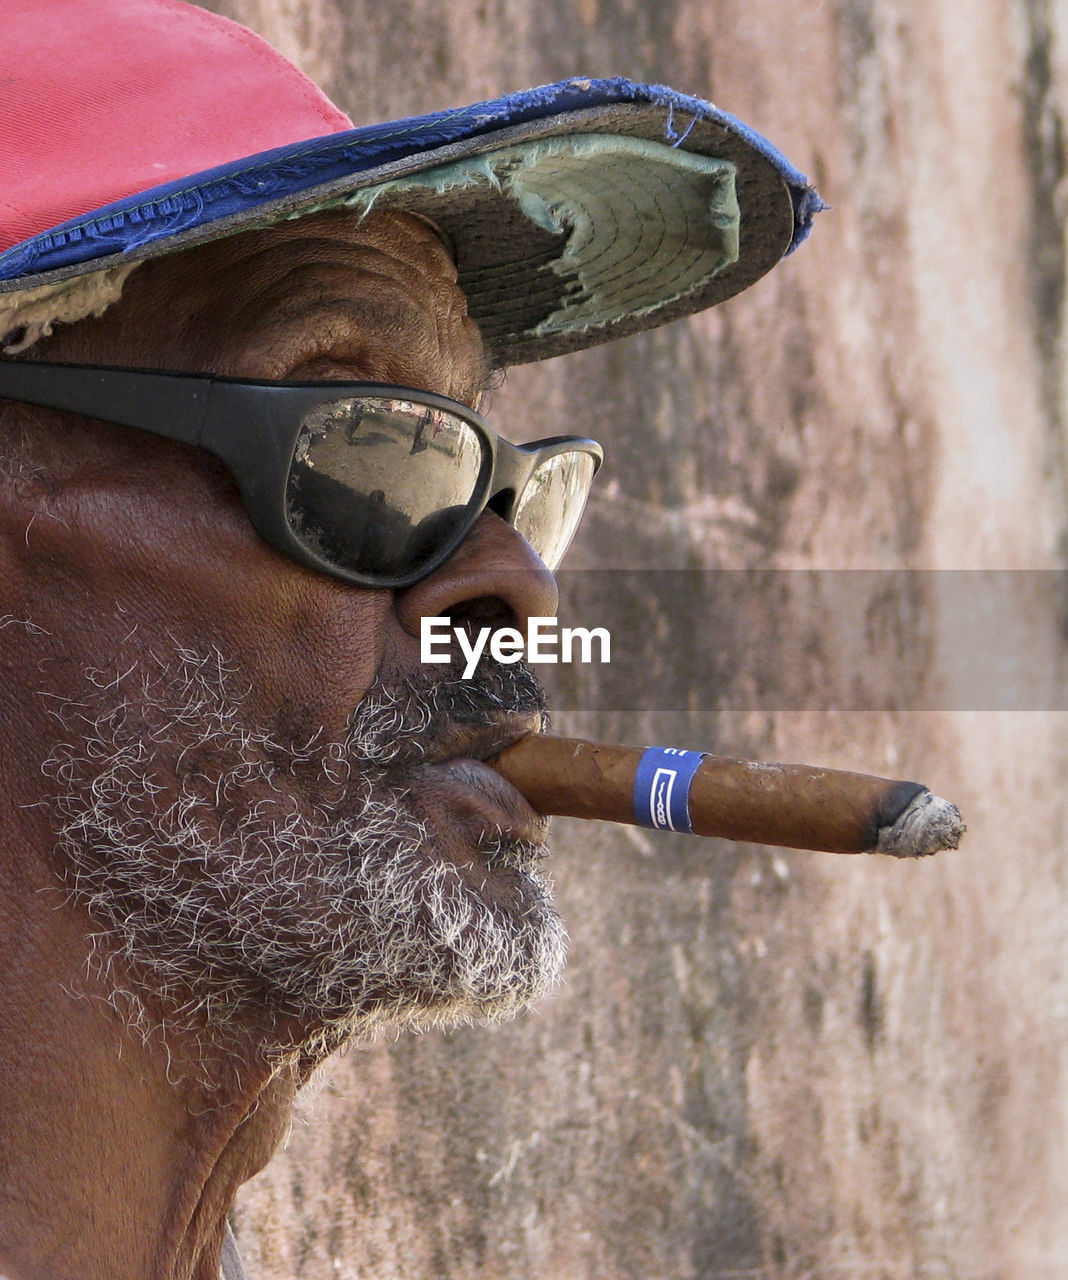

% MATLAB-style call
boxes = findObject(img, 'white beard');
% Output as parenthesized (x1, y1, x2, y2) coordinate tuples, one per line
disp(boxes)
(42, 646, 566, 1068)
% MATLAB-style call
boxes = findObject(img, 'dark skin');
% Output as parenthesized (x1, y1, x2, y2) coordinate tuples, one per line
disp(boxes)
(0, 210, 559, 1280)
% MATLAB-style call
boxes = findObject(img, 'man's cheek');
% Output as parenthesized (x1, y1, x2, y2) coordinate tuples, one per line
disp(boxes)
(234, 585, 394, 744)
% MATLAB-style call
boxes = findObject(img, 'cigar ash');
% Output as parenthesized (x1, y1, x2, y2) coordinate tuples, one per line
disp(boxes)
(875, 790, 966, 858)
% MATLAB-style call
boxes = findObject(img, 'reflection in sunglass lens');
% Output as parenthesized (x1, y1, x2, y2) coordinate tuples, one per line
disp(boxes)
(511, 451, 597, 570)
(285, 397, 488, 579)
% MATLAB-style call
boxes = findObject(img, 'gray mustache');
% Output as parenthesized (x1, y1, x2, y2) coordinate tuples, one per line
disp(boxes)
(347, 653, 549, 768)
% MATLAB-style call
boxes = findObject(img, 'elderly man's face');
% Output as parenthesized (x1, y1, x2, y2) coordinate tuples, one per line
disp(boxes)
(10, 210, 566, 1064)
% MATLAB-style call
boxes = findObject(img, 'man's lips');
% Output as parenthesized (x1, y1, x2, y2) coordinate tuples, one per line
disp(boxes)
(427, 756, 549, 847)
(406, 717, 549, 850)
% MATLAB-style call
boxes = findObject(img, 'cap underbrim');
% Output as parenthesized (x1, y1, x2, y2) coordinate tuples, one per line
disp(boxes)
(0, 77, 821, 366)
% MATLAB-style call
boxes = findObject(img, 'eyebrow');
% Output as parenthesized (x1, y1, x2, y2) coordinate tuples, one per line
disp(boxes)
(266, 292, 494, 409)
(473, 352, 501, 403)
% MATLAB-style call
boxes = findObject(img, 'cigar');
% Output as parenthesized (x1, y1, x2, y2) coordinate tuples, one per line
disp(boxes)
(490, 735, 965, 858)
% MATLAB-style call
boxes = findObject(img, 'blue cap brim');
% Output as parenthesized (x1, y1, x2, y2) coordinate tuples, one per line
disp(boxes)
(0, 77, 822, 365)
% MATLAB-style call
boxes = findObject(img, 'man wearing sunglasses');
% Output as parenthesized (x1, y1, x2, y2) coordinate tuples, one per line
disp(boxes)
(0, 4, 818, 1278)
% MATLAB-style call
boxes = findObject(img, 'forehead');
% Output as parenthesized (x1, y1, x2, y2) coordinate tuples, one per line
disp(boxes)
(48, 209, 492, 407)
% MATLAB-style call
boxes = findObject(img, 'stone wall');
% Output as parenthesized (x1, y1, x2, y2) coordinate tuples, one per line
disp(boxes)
(196, 2, 1067, 1276)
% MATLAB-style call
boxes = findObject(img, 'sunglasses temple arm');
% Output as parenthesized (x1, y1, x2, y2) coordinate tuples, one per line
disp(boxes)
(0, 364, 210, 445)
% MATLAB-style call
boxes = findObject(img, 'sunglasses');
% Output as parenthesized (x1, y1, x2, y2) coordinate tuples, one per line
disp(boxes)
(0, 361, 602, 588)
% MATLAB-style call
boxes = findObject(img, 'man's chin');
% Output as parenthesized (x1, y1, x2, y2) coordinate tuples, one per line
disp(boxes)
(262, 876, 565, 1074)
(307, 848, 567, 1045)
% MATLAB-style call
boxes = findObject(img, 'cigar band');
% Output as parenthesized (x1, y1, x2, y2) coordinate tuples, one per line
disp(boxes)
(633, 747, 707, 833)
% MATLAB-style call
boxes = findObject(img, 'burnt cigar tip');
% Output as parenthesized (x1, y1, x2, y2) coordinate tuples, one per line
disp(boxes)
(875, 790, 966, 858)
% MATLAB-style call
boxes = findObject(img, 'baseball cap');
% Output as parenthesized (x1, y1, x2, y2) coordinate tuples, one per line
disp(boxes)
(0, 0, 822, 365)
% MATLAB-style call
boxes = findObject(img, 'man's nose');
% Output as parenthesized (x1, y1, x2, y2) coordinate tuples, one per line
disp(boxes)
(394, 511, 559, 636)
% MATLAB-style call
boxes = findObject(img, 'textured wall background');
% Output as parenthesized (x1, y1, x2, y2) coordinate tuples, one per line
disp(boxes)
(195, 2, 1067, 1276)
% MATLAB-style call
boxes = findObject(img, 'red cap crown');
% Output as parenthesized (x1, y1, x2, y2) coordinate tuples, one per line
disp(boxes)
(1, 0, 351, 252)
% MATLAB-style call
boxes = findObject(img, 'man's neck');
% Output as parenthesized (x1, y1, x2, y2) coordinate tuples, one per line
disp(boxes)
(0, 843, 295, 1280)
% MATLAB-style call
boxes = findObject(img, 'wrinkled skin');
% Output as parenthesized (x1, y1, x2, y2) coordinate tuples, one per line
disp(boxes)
(0, 211, 562, 1280)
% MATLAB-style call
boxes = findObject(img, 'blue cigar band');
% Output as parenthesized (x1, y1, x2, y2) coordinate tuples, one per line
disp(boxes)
(632, 747, 707, 834)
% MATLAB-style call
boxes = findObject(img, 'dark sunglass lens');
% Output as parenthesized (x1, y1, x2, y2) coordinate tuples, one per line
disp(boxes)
(511, 451, 597, 570)
(285, 397, 488, 580)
